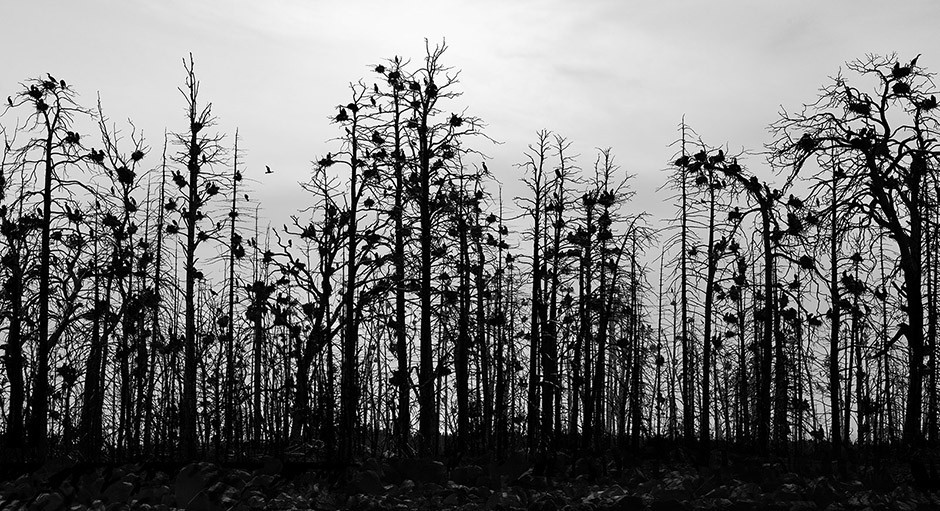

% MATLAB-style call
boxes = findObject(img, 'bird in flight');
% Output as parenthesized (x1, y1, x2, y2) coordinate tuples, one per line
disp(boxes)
(266, 165, 273, 174)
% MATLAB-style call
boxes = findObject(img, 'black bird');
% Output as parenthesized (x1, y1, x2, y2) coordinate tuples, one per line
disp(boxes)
(919, 95, 937, 111)
(244, 194, 249, 201)
(892, 62, 911, 79)
(6, 96, 11, 106)
(266, 165, 273, 174)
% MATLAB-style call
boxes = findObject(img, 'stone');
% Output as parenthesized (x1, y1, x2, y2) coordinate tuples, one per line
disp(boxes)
(350, 469, 384, 495)
(451, 465, 484, 486)
(102, 481, 135, 503)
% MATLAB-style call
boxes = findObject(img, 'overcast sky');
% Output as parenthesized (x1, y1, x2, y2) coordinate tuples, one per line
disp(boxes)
(3, 0, 939, 234)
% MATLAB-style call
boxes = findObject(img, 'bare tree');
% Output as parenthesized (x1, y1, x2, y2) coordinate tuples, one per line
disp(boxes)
(170, 55, 226, 459)
(772, 53, 940, 445)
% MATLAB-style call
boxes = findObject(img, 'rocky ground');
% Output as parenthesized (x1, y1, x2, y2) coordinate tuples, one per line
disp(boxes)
(2, 451, 940, 510)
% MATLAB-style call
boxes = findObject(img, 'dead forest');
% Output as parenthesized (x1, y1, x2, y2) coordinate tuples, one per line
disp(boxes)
(1, 44, 939, 481)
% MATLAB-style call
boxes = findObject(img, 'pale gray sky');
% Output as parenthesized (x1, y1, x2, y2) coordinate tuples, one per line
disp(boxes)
(3, 1, 939, 231)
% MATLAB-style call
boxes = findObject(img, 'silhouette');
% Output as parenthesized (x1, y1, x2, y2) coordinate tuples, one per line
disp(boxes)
(1, 47, 939, 511)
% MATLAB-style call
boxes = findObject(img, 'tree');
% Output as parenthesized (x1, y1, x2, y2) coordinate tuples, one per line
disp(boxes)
(372, 56, 414, 453)
(404, 40, 485, 453)
(6, 75, 90, 458)
(170, 55, 226, 459)
(674, 143, 742, 448)
(772, 53, 940, 445)
(517, 129, 551, 452)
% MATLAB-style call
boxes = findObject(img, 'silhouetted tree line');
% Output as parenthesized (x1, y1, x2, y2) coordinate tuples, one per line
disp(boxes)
(0, 46, 938, 463)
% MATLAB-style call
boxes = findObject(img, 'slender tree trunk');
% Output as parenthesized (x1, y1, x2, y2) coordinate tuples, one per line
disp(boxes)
(29, 117, 56, 458)
(417, 97, 437, 454)
(829, 171, 843, 455)
(456, 196, 471, 452)
(679, 131, 694, 443)
(2, 238, 26, 451)
(758, 203, 774, 453)
(340, 110, 361, 460)
(580, 203, 595, 448)
(700, 176, 717, 448)
(391, 79, 410, 454)
(181, 126, 200, 460)
(630, 238, 642, 452)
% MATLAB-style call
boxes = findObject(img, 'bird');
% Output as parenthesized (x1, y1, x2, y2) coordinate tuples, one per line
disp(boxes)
(244, 194, 249, 201)
(265, 165, 273, 174)
(6, 96, 11, 106)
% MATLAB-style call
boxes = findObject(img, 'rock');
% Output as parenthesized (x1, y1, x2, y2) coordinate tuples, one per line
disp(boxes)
(102, 481, 134, 503)
(270, 492, 298, 509)
(391, 479, 416, 496)
(442, 491, 462, 507)
(451, 465, 484, 486)
(528, 496, 558, 511)
(788, 502, 818, 511)
(807, 478, 837, 508)
(76, 471, 105, 504)
(487, 490, 523, 510)
(610, 495, 645, 510)
(350, 469, 384, 495)
(653, 488, 691, 502)
(728, 482, 761, 501)
(478, 474, 502, 491)
(491, 451, 530, 481)
(516, 468, 548, 490)
(174, 462, 219, 509)
(31, 492, 64, 511)
(223, 469, 252, 490)
(650, 498, 688, 511)
(247, 473, 275, 489)
(408, 459, 447, 484)
(58, 480, 77, 500)
(258, 456, 283, 476)
(775, 483, 802, 501)
(574, 458, 599, 478)
(728, 500, 758, 511)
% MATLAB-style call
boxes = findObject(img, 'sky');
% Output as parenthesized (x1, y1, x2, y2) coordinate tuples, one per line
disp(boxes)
(2, 0, 940, 239)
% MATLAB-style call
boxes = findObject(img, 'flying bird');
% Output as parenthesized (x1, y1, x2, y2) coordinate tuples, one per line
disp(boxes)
(266, 165, 273, 174)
